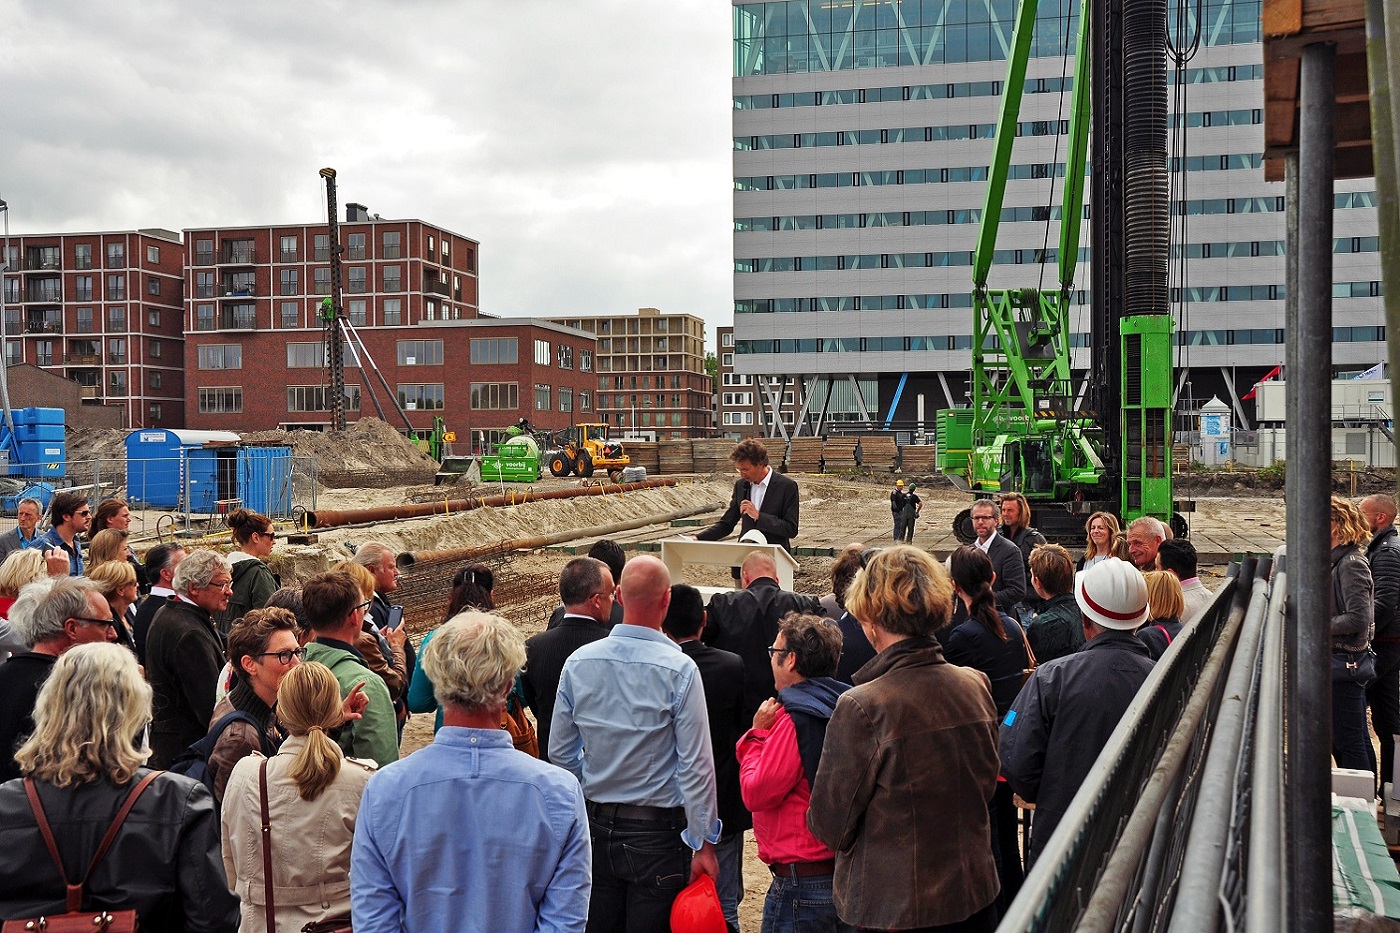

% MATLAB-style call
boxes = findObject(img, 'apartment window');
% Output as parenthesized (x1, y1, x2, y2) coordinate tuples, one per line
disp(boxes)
(3, 343, 20, 365)
(397, 383, 444, 411)
(347, 267, 366, 293)
(347, 233, 366, 261)
(424, 300, 438, 320)
(149, 339, 161, 358)
(470, 382, 518, 409)
(109, 371, 127, 392)
(147, 308, 161, 327)
(557, 345, 574, 369)
(195, 271, 214, 299)
(196, 304, 215, 331)
(534, 339, 550, 366)
(198, 387, 243, 413)
(670, 375, 682, 389)
(313, 268, 330, 295)
(107, 338, 126, 364)
(382, 231, 401, 259)
(146, 245, 160, 263)
(287, 343, 324, 368)
(383, 265, 402, 292)
(281, 302, 299, 329)
(147, 276, 160, 296)
(106, 275, 126, 301)
(35, 341, 53, 366)
(579, 390, 592, 411)
(149, 371, 162, 389)
(280, 269, 298, 296)
(470, 337, 517, 365)
(107, 306, 126, 331)
(453, 275, 461, 300)
(288, 385, 361, 412)
(348, 299, 367, 327)
(383, 299, 401, 325)
(427, 234, 436, 259)
(722, 353, 734, 367)
(198, 344, 243, 369)
(74, 244, 92, 270)
(195, 239, 213, 265)
(149, 403, 162, 421)
(280, 235, 298, 263)
(1, 280, 15, 304)
(397, 339, 443, 365)
(559, 387, 573, 412)
(580, 350, 593, 371)
(465, 246, 476, 273)
(534, 384, 551, 410)
(72, 275, 92, 301)
(314, 235, 330, 262)
(223, 238, 254, 264)
(106, 242, 124, 268)
(440, 240, 450, 263)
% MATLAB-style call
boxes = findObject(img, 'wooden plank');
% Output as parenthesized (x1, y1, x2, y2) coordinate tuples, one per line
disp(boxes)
(1263, 0, 1303, 35)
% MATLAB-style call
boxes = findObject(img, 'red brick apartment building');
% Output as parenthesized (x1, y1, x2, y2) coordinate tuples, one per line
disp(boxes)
(0, 229, 187, 428)
(182, 210, 596, 435)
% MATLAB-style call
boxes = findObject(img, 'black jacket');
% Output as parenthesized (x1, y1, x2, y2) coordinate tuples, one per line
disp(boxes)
(1137, 616, 1182, 660)
(702, 577, 823, 722)
(833, 609, 878, 684)
(1332, 542, 1375, 652)
(522, 614, 610, 763)
(546, 600, 624, 630)
(0, 652, 56, 784)
(999, 630, 1155, 862)
(1025, 592, 1085, 663)
(696, 469, 801, 552)
(1368, 525, 1400, 641)
(943, 612, 1030, 716)
(680, 640, 750, 835)
(951, 533, 1028, 626)
(145, 599, 226, 769)
(131, 591, 171, 668)
(0, 770, 239, 931)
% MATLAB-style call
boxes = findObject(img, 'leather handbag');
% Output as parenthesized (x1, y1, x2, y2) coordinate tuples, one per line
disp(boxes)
(2, 772, 162, 933)
(258, 759, 354, 933)
(1016, 619, 1039, 688)
(501, 677, 540, 758)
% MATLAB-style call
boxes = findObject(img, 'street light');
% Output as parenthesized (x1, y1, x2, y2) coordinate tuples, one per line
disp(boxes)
(0, 196, 16, 439)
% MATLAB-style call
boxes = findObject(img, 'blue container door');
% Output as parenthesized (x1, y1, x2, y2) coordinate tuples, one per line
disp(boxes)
(238, 447, 293, 517)
(185, 451, 221, 513)
(126, 433, 179, 509)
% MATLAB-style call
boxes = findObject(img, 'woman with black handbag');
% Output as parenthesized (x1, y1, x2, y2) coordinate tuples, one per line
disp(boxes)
(221, 661, 375, 933)
(1331, 495, 1377, 775)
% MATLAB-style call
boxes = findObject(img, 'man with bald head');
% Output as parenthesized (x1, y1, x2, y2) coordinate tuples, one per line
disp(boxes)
(704, 550, 824, 723)
(1126, 516, 1167, 571)
(551, 555, 722, 933)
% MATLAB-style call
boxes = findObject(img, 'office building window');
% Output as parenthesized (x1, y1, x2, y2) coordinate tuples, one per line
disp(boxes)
(198, 387, 243, 413)
(470, 337, 517, 364)
(534, 339, 550, 366)
(288, 385, 361, 412)
(397, 383, 444, 410)
(198, 344, 243, 369)
(470, 382, 517, 410)
(383, 298, 402, 325)
(280, 235, 298, 263)
(397, 339, 443, 365)
(383, 231, 401, 259)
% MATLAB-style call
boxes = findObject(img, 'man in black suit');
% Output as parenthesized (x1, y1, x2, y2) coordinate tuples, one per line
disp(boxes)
(950, 498, 1028, 627)
(521, 556, 614, 763)
(703, 551, 823, 723)
(664, 584, 748, 933)
(130, 542, 185, 666)
(546, 539, 625, 631)
(696, 438, 800, 552)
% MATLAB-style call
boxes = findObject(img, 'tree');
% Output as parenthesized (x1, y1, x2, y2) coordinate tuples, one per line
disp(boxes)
(704, 351, 718, 382)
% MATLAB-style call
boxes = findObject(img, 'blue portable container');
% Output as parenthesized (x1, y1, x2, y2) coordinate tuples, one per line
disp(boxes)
(125, 431, 292, 516)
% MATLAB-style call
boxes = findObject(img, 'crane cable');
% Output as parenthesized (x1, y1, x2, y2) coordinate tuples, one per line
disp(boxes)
(1035, 0, 1081, 300)
(1166, 0, 1203, 427)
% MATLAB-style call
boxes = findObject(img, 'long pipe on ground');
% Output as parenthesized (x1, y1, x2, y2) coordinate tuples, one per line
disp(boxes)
(305, 479, 678, 528)
(397, 503, 718, 568)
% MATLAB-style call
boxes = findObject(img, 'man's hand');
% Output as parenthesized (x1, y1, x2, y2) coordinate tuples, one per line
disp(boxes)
(341, 681, 369, 723)
(690, 840, 719, 883)
(739, 500, 760, 520)
(752, 697, 780, 731)
(43, 549, 68, 576)
(383, 625, 407, 652)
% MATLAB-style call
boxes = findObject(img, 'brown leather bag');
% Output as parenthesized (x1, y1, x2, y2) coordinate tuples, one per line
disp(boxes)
(2, 772, 161, 933)
(258, 759, 354, 933)
(1016, 619, 1039, 688)
(502, 684, 540, 758)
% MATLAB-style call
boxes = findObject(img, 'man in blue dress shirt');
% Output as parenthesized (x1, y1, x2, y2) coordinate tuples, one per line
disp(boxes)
(352, 611, 592, 932)
(552, 554, 722, 933)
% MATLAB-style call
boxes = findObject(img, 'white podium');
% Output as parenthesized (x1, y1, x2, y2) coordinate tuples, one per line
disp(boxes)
(659, 539, 799, 603)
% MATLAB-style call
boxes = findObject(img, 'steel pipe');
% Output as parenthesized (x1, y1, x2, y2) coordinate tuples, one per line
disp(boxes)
(1245, 553, 1289, 933)
(396, 503, 719, 568)
(305, 479, 678, 528)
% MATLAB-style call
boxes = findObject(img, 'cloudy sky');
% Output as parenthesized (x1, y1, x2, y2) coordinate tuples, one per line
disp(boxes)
(0, 0, 735, 342)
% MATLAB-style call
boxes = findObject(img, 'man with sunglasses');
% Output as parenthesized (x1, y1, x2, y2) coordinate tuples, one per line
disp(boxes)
(38, 491, 92, 576)
(0, 577, 115, 782)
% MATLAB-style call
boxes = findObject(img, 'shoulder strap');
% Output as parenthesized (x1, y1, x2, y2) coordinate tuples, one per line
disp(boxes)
(1155, 623, 1174, 646)
(1015, 618, 1037, 669)
(25, 770, 162, 913)
(260, 757, 276, 930)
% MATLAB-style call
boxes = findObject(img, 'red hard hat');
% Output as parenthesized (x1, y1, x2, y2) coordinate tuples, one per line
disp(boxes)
(671, 873, 726, 933)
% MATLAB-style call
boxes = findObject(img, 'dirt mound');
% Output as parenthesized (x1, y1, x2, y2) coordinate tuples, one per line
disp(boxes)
(243, 417, 438, 474)
(68, 428, 129, 464)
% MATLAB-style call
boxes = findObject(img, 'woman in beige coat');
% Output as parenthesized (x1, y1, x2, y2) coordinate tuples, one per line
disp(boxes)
(221, 661, 376, 932)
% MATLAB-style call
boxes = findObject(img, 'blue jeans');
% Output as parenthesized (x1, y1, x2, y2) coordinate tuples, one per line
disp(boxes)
(762, 871, 854, 933)
(715, 833, 745, 930)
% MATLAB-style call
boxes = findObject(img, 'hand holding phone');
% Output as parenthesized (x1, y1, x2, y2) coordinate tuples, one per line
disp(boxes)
(385, 605, 405, 630)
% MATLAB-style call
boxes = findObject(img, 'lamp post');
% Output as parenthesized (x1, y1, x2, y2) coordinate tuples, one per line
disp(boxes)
(0, 196, 14, 440)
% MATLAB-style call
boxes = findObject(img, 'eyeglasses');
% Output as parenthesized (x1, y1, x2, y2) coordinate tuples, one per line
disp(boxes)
(75, 509, 92, 517)
(354, 599, 373, 614)
(205, 580, 234, 592)
(72, 616, 116, 629)
(253, 647, 307, 665)
(766, 645, 791, 658)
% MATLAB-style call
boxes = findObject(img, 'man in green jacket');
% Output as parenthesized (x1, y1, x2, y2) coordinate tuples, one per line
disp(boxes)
(303, 570, 399, 766)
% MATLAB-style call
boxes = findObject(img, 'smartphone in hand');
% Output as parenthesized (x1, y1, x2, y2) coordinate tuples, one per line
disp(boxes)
(384, 605, 405, 630)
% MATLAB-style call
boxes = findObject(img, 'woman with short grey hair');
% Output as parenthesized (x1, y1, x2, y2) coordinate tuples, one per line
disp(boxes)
(0, 643, 238, 927)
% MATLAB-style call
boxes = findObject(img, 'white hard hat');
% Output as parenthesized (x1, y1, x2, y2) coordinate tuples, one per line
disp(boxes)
(1075, 558, 1149, 630)
(738, 529, 768, 545)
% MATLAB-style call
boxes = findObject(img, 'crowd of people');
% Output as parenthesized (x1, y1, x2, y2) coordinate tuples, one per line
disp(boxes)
(4, 456, 1383, 933)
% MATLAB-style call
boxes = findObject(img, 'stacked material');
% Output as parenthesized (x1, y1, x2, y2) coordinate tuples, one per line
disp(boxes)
(658, 438, 694, 475)
(898, 445, 938, 474)
(761, 437, 790, 467)
(857, 436, 899, 472)
(822, 436, 859, 473)
(786, 437, 824, 473)
(691, 439, 734, 474)
(625, 441, 660, 474)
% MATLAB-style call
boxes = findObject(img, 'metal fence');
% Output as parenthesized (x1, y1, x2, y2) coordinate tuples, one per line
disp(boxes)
(998, 554, 1280, 931)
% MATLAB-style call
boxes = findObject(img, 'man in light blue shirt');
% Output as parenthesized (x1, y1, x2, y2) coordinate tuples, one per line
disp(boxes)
(352, 611, 591, 933)
(552, 554, 721, 933)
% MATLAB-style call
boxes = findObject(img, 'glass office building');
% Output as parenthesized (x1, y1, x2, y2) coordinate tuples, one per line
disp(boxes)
(731, 0, 1383, 435)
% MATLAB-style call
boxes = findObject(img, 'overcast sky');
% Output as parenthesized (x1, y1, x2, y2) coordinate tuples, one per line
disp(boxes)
(0, 0, 734, 343)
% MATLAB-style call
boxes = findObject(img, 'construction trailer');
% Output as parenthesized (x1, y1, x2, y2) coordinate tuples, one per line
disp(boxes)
(125, 429, 293, 516)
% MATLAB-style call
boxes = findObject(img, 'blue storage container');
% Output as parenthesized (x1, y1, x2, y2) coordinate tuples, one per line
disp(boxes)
(28, 408, 64, 425)
(125, 431, 291, 516)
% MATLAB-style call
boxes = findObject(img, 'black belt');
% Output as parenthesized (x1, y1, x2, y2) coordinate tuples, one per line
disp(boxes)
(769, 858, 836, 878)
(1376, 636, 1400, 644)
(586, 800, 685, 823)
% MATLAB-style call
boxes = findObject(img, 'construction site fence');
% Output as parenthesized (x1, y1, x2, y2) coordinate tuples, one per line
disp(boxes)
(998, 553, 1294, 931)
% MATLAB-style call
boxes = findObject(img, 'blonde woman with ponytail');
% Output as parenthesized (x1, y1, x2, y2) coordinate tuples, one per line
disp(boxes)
(220, 661, 376, 932)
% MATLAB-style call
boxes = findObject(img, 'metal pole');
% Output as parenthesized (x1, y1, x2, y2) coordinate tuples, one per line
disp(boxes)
(1245, 555, 1289, 932)
(320, 168, 346, 432)
(1287, 41, 1336, 933)
(0, 197, 15, 443)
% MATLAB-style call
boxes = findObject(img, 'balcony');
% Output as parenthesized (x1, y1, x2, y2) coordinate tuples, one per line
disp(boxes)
(219, 246, 257, 265)
(25, 322, 61, 334)
(219, 304, 257, 330)
(78, 385, 99, 399)
(220, 284, 258, 298)
(65, 352, 101, 365)
(424, 279, 450, 297)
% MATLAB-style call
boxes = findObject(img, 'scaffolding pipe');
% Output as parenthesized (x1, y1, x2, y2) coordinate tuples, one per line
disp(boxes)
(1245, 554, 1289, 932)
(305, 478, 679, 528)
(397, 503, 718, 568)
